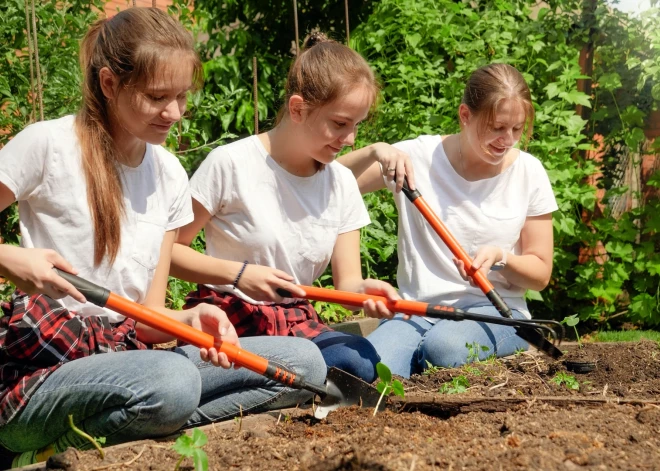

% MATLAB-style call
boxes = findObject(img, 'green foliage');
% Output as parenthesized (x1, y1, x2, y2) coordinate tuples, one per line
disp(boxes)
(591, 330, 660, 343)
(373, 362, 404, 416)
(551, 372, 580, 390)
(439, 375, 470, 395)
(422, 360, 442, 376)
(172, 428, 209, 471)
(465, 341, 491, 363)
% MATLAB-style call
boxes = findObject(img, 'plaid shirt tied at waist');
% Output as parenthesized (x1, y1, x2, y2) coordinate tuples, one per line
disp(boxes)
(0, 290, 147, 426)
(183, 286, 333, 339)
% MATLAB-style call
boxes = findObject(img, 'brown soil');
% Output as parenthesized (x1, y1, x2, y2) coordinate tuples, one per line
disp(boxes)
(43, 341, 660, 471)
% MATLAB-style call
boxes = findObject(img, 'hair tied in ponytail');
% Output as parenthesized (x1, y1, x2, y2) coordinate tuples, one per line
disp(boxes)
(302, 31, 330, 50)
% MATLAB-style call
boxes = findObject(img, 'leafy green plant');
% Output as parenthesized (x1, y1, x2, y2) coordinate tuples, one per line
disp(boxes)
(172, 428, 208, 471)
(439, 375, 470, 395)
(562, 314, 583, 348)
(373, 362, 404, 416)
(551, 372, 580, 390)
(466, 342, 491, 363)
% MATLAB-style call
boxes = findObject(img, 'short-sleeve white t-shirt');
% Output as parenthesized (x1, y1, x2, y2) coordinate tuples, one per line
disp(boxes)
(387, 135, 558, 318)
(0, 115, 194, 322)
(189, 135, 370, 303)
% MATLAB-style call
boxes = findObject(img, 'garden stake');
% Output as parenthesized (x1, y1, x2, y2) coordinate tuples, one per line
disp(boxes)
(400, 178, 563, 358)
(54, 269, 383, 419)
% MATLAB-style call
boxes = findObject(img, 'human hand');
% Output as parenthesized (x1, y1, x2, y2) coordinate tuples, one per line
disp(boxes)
(188, 303, 241, 368)
(0, 246, 86, 303)
(453, 246, 504, 287)
(237, 264, 306, 301)
(368, 142, 416, 193)
(356, 278, 406, 319)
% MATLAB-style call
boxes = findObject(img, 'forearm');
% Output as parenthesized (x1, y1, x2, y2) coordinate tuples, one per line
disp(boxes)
(499, 253, 552, 292)
(134, 305, 191, 344)
(170, 243, 244, 286)
(336, 145, 376, 179)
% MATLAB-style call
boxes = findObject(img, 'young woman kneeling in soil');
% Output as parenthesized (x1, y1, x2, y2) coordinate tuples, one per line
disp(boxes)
(0, 8, 325, 467)
(170, 33, 399, 384)
(338, 63, 557, 378)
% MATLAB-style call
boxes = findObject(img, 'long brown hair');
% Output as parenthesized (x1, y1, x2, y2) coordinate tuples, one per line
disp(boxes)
(276, 32, 379, 124)
(76, 7, 202, 266)
(462, 63, 534, 146)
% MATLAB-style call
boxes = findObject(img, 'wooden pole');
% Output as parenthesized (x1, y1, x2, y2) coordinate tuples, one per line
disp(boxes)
(23, 0, 36, 123)
(30, 0, 43, 121)
(293, 0, 299, 55)
(253, 57, 259, 135)
(344, 0, 350, 44)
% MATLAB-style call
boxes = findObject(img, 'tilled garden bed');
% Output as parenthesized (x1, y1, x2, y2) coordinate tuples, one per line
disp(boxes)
(34, 341, 660, 470)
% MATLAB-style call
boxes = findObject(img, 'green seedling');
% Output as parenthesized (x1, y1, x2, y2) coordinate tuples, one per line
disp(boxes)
(68, 414, 105, 459)
(466, 341, 490, 363)
(551, 372, 580, 390)
(439, 375, 470, 395)
(373, 362, 405, 416)
(562, 314, 582, 348)
(422, 360, 442, 376)
(462, 364, 482, 376)
(172, 428, 209, 471)
(514, 347, 526, 356)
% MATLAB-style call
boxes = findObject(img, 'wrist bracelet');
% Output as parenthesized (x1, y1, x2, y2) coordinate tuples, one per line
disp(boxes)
(233, 260, 249, 289)
(491, 248, 508, 271)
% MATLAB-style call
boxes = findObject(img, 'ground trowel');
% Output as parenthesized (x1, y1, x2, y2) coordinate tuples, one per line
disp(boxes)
(54, 269, 384, 420)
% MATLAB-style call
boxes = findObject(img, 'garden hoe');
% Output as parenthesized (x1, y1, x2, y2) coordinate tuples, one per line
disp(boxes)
(399, 178, 564, 359)
(54, 269, 384, 419)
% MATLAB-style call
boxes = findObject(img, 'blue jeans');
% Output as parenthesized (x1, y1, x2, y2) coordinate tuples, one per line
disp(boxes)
(367, 303, 529, 378)
(312, 330, 380, 383)
(0, 336, 325, 453)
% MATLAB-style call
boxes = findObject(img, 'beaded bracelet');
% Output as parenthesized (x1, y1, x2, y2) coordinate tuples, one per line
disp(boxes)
(233, 260, 249, 289)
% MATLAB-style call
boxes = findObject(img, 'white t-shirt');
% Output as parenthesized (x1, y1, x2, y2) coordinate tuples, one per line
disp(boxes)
(0, 115, 194, 322)
(387, 135, 558, 318)
(190, 135, 371, 303)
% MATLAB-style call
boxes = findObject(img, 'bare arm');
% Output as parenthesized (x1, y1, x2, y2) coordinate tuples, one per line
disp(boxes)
(337, 143, 416, 194)
(456, 214, 554, 292)
(0, 181, 85, 302)
(330, 230, 399, 318)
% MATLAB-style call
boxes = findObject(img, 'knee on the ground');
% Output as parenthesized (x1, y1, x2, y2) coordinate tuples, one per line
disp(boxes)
(420, 335, 474, 369)
(316, 334, 380, 383)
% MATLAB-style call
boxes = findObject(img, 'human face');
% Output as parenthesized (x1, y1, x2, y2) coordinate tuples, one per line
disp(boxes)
(112, 55, 193, 146)
(300, 85, 373, 165)
(464, 98, 527, 165)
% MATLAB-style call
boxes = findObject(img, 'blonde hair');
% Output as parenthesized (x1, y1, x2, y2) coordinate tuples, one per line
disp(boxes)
(462, 63, 534, 146)
(277, 32, 379, 123)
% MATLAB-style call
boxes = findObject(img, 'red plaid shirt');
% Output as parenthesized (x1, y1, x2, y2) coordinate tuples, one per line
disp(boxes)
(0, 291, 147, 426)
(184, 286, 333, 339)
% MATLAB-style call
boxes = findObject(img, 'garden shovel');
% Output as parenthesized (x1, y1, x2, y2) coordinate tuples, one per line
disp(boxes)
(54, 269, 384, 419)
(399, 178, 563, 359)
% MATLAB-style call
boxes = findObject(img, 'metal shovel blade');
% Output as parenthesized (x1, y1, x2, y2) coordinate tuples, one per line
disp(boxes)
(314, 367, 385, 419)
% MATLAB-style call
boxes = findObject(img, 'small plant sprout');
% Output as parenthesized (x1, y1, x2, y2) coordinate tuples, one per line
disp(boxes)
(68, 414, 105, 459)
(439, 375, 470, 394)
(422, 360, 442, 376)
(551, 372, 580, 391)
(373, 362, 405, 416)
(562, 314, 582, 348)
(172, 428, 209, 471)
(466, 341, 490, 363)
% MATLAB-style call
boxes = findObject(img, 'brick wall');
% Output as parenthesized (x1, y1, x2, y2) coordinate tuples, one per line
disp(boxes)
(105, 0, 174, 17)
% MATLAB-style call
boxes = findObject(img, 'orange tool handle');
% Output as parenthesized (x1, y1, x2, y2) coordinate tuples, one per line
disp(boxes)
(401, 180, 513, 318)
(54, 270, 327, 396)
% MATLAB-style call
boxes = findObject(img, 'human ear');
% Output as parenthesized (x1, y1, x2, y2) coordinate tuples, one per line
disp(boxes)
(99, 67, 119, 101)
(288, 94, 306, 124)
(458, 103, 471, 127)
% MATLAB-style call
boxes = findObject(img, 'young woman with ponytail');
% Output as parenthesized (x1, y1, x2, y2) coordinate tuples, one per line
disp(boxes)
(0, 8, 325, 467)
(170, 33, 400, 384)
(338, 63, 557, 378)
